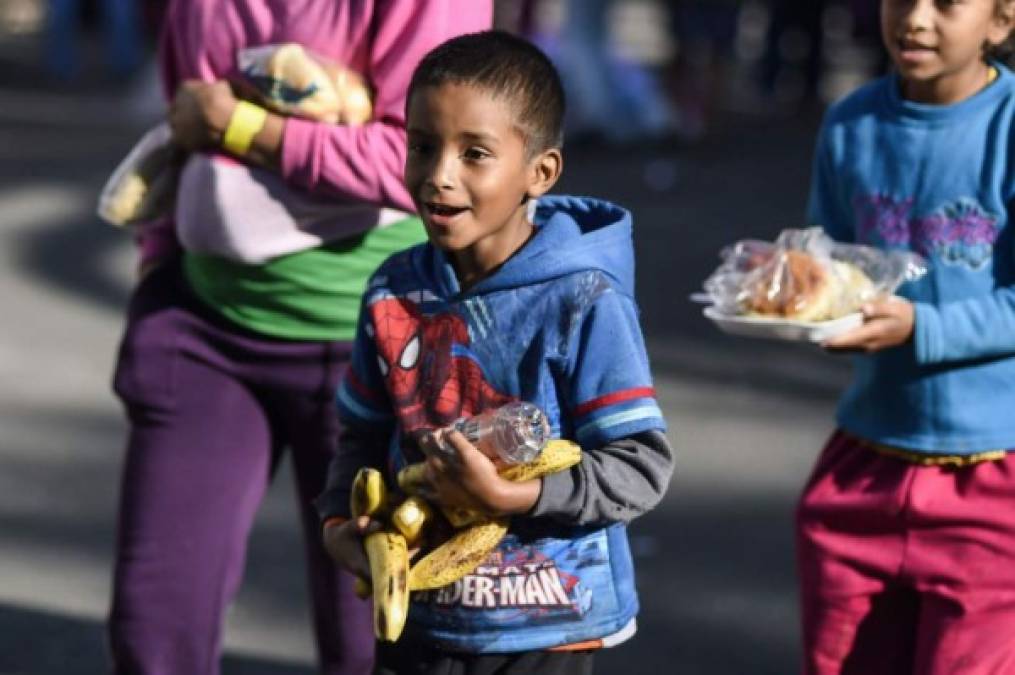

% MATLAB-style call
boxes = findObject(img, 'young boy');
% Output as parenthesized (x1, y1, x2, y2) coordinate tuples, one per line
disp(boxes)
(318, 30, 673, 674)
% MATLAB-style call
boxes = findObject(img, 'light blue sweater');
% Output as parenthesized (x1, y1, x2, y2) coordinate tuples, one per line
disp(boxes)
(808, 64, 1015, 453)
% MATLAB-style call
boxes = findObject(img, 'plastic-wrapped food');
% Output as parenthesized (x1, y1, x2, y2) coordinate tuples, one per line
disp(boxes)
(236, 43, 372, 124)
(97, 123, 183, 227)
(703, 227, 927, 323)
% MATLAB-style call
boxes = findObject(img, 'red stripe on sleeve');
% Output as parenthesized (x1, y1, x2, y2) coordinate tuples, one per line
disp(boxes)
(575, 387, 655, 417)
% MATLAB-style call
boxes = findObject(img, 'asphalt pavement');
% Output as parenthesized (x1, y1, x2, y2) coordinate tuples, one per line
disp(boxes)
(0, 40, 853, 675)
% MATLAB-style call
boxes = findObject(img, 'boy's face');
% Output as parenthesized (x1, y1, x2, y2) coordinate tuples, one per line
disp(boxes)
(881, 0, 1013, 103)
(404, 83, 560, 283)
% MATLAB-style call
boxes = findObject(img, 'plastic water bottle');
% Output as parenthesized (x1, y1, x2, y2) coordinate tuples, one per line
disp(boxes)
(452, 401, 550, 466)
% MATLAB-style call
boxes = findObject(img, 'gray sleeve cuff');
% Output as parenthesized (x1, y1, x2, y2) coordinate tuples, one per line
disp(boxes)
(529, 430, 674, 526)
(530, 467, 582, 519)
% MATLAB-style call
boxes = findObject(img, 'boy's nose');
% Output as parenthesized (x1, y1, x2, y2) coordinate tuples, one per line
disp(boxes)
(428, 155, 457, 190)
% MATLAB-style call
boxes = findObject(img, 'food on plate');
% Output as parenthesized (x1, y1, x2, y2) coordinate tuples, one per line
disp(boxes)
(743, 250, 874, 322)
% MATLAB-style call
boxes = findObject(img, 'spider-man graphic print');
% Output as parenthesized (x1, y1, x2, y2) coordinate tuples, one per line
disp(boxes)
(367, 295, 513, 436)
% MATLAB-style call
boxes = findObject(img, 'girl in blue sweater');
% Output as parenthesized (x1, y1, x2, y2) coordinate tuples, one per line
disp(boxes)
(799, 1, 1015, 672)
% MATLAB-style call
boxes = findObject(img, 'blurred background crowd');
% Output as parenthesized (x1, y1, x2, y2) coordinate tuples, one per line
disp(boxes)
(0, 0, 889, 142)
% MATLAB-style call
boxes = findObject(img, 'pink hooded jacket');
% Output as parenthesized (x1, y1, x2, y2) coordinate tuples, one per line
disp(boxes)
(141, 0, 492, 265)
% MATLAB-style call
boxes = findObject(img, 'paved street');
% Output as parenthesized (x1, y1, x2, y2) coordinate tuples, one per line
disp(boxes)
(0, 36, 854, 674)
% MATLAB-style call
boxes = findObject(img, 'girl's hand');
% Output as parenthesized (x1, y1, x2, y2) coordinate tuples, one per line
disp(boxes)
(420, 430, 541, 517)
(168, 79, 237, 152)
(322, 516, 383, 579)
(822, 297, 915, 353)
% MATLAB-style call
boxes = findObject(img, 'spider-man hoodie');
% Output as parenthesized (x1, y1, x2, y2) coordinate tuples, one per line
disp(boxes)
(318, 194, 673, 653)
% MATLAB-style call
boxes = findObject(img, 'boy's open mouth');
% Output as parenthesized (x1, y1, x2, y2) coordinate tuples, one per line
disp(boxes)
(425, 202, 468, 217)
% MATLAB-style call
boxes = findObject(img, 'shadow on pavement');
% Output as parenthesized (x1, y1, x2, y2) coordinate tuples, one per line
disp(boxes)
(2, 495, 800, 674)
(0, 604, 315, 675)
(18, 212, 131, 312)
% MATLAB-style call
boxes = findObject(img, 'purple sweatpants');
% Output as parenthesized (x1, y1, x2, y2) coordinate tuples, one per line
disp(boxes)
(108, 261, 373, 674)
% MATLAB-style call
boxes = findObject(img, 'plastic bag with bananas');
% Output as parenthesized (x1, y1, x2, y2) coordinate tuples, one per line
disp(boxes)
(349, 439, 582, 642)
(96, 122, 184, 228)
(236, 43, 372, 125)
(97, 42, 373, 228)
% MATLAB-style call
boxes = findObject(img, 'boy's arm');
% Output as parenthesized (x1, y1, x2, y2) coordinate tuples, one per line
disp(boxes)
(530, 430, 673, 525)
(538, 284, 672, 526)
(315, 292, 395, 522)
(315, 424, 391, 522)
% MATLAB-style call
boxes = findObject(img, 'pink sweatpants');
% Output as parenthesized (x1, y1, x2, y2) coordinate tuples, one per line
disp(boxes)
(797, 431, 1015, 675)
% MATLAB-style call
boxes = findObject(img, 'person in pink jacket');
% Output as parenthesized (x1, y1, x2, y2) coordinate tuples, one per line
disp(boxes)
(107, 2, 491, 673)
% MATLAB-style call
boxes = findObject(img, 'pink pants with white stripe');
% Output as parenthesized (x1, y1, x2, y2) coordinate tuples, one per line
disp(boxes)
(797, 431, 1015, 674)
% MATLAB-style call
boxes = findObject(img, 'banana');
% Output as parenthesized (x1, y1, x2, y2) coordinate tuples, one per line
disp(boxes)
(399, 439, 582, 537)
(365, 531, 410, 641)
(442, 504, 483, 528)
(499, 439, 582, 482)
(397, 440, 583, 593)
(397, 440, 581, 497)
(396, 462, 428, 496)
(408, 518, 509, 591)
(349, 467, 391, 602)
(390, 496, 433, 548)
(350, 467, 388, 518)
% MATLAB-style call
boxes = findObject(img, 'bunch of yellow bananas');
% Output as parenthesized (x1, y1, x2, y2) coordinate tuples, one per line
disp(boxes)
(349, 439, 582, 642)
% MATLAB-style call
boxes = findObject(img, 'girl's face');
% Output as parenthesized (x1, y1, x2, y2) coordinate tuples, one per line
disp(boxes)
(881, 0, 1013, 103)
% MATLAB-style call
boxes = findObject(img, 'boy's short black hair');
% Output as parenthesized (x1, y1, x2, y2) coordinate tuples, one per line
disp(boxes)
(407, 30, 565, 154)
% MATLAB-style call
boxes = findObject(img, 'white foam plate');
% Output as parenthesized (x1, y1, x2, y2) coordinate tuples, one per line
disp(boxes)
(703, 306, 864, 343)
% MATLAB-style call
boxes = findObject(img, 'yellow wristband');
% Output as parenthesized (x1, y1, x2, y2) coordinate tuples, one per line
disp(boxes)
(221, 100, 267, 156)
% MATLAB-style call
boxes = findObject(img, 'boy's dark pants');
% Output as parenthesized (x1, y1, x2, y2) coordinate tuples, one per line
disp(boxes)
(375, 641, 595, 675)
(107, 261, 373, 674)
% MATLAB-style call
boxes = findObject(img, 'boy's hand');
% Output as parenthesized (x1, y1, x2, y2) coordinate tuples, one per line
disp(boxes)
(420, 430, 541, 517)
(822, 297, 914, 353)
(168, 79, 237, 152)
(322, 516, 383, 580)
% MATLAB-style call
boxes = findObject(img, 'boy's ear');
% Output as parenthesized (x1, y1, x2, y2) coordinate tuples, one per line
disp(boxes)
(526, 148, 563, 200)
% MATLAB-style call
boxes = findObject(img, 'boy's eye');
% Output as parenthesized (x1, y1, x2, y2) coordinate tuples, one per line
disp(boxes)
(463, 147, 490, 161)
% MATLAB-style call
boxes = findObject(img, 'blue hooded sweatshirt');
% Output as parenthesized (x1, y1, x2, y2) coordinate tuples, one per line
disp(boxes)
(335, 195, 667, 652)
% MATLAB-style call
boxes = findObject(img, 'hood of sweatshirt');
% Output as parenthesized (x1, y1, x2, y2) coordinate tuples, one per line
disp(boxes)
(421, 195, 635, 298)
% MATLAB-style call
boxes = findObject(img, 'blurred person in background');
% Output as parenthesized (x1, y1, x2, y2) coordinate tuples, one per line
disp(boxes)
(758, 0, 828, 108)
(850, 0, 890, 73)
(139, 0, 167, 39)
(45, 0, 142, 80)
(106, 1, 490, 673)
(494, 0, 542, 38)
(667, 0, 741, 141)
(552, 0, 676, 145)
